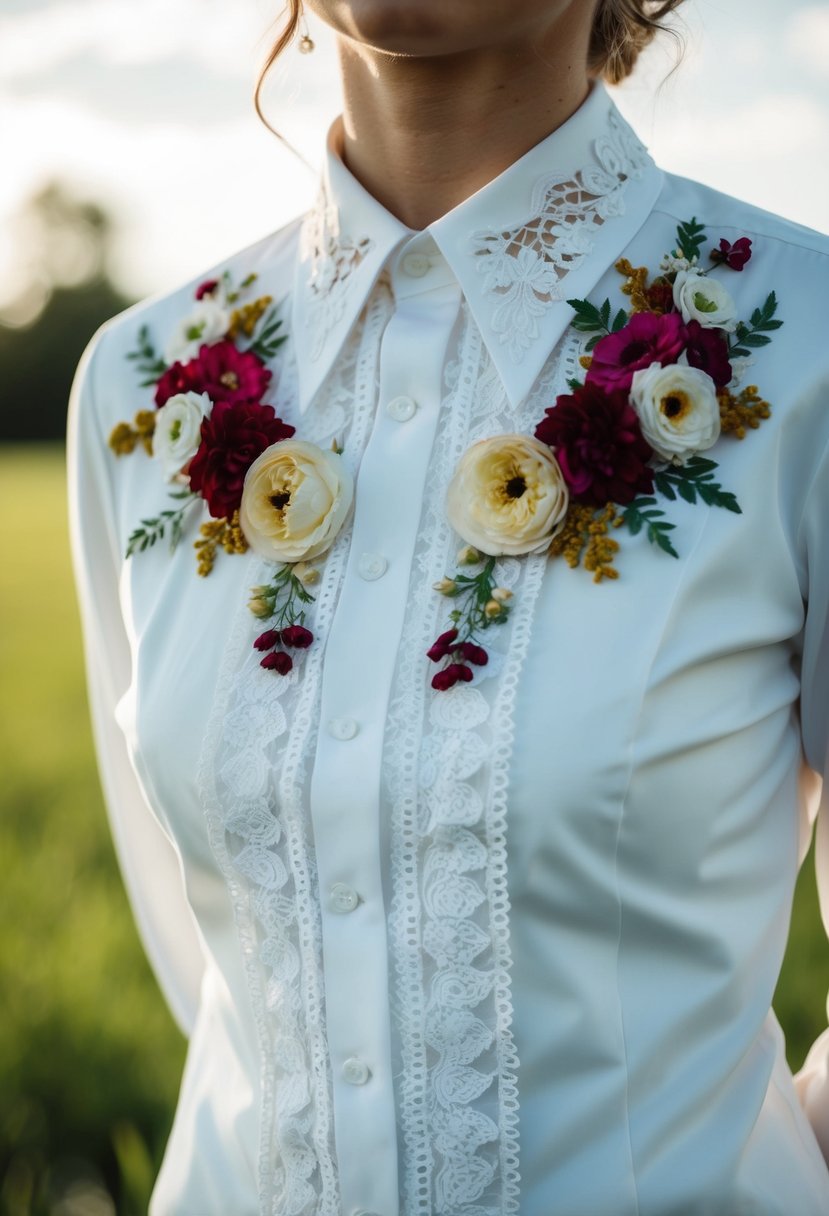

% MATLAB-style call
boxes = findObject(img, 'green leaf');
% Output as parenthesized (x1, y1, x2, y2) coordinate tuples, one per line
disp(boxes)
(654, 472, 676, 501)
(566, 378, 584, 391)
(611, 308, 628, 332)
(674, 217, 706, 262)
(124, 495, 198, 558)
(565, 297, 614, 335)
(676, 478, 697, 505)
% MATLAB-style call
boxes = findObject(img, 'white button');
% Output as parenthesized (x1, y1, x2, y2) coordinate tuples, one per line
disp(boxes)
(329, 883, 360, 913)
(328, 716, 359, 740)
(400, 251, 431, 278)
(385, 395, 417, 422)
(342, 1057, 371, 1086)
(357, 552, 388, 581)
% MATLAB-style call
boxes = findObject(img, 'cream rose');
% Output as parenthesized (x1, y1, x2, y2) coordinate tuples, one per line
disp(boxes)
(152, 390, 211, 481)
(239, 439, 354, 563)
(672, 270, 738, 332)
(630, 361, 721, 464)
(164, 296, 231, 364)
(445, 434, 569, 557)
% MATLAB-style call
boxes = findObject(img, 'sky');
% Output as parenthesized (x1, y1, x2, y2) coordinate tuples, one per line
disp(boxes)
(1, 0, 828, 314)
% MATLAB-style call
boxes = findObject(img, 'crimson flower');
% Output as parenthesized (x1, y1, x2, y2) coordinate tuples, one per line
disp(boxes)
(586, 311, 688, 393)
(155, 341, 272, 408)
(534, 384, 654, 506)
(683, 320, 732, 389)
(154, 361, 198, 407)
(710, 236, 752, 271)
(188, 400, 295, 518)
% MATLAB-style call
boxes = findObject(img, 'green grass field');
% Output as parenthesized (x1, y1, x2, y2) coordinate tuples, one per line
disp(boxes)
(1, 443, 828, 1214)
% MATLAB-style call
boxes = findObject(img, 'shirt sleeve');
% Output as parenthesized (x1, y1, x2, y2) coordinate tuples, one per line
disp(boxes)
(790, 390, 829, 1158)
(66, 325, 206, 1038)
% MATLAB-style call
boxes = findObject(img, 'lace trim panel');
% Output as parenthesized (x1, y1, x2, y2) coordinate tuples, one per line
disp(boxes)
(385, 307, 584, 1214)
(469, 110, 650, 362)
(300, 182, 375, 362)
(196, 286, 392, 1216)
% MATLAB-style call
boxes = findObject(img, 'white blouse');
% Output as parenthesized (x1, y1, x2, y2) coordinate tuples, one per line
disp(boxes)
(67, 81, 829, 1216)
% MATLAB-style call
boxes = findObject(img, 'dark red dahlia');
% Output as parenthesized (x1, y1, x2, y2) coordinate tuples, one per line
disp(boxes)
(189, 400, 295, 518)
(534, 384, 655, 506)
(683, 320, 732, 389)
(586, 311, 688, 394)
(710, 236, 752, 271)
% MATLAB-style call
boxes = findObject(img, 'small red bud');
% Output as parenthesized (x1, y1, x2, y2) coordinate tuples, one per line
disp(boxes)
(458, 642, 488, 666)
(195, 278, 219, 300)
(426, 628, 459, 662)
(260, 650, 293, 674)
(281, 624, 314, 648)
(431, 666, 460, 691)
(254, 629, 282, 651)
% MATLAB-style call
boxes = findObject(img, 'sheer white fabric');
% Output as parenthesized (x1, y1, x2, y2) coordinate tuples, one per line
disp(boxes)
(67, 82, 829, 1215)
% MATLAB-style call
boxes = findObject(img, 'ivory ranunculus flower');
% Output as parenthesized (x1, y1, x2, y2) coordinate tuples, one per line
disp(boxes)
(239, 439, 354, 563)
(672, 270, 738, 332)
(445, 434, 569, 556)
(152, 390, 211, 481)
(630, 361, 721, 464)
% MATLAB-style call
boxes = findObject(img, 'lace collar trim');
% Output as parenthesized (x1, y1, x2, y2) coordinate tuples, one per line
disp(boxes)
(291, 83, 663, 413)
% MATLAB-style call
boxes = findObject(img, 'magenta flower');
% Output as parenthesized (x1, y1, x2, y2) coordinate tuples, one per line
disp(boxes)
(710, 237, 752, 271)
(586, 311, 688, 393)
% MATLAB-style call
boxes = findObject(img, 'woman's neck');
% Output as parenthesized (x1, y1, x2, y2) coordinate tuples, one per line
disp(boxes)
(336, 16, 595, 231)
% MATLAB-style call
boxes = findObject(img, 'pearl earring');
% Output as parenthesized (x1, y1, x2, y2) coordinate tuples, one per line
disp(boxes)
(298, 15, 315, 54)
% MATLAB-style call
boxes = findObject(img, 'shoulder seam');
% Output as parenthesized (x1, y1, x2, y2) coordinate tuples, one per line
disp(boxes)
(651, 202, 829, 260)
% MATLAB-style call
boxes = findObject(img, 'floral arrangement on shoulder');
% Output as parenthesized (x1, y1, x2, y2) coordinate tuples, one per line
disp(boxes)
(109, 270, 354, 676)
(427, 218, 782, 691)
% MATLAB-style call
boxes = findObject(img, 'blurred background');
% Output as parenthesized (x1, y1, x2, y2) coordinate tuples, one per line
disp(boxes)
(1, 0, 828, 1212)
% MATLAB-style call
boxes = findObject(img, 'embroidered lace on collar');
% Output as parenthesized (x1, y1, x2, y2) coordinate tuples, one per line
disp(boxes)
(291, 82, 664, 413)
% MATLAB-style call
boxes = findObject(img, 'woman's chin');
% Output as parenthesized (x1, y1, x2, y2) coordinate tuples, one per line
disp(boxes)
(309, 0, 533, 57)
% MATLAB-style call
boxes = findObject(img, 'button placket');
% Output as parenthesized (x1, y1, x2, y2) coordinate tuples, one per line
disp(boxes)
(309, 279, 463, 1216)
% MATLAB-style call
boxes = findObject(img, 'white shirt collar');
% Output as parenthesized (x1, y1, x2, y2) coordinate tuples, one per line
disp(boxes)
(292, 81, 663, 415)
